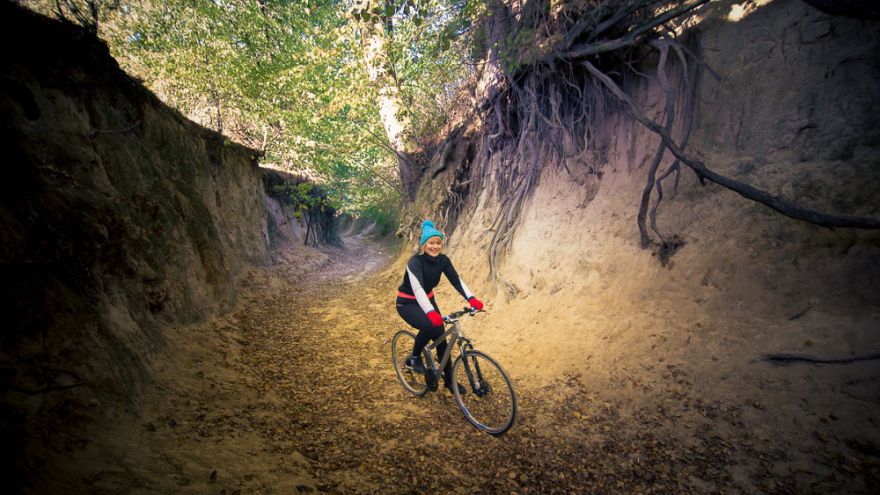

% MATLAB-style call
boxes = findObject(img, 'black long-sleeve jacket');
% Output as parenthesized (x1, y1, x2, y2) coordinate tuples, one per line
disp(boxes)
(397, 253, 474, 313)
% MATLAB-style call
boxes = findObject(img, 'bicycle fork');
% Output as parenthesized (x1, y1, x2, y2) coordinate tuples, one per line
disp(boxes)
(460, 343, 490, 397)
(423, 349, 440, 392)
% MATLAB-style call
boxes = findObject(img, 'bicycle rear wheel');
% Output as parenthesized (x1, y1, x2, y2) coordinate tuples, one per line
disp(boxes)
(391, 330, 428, 396)
(452, 350, 516, 435)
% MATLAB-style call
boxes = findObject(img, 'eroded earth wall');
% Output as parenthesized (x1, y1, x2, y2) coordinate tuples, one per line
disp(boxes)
(0, 3, 269, 482)
(415, 0, 880, 357)
(406, 1, 879, 489)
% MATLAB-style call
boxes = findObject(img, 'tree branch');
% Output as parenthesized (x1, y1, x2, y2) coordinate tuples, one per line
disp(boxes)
(558, 0, 711, 61)
(637, 44, 675, 247)
(650, 38, 697, 244)
(348, 118, 421, 181)
(582, 60, 880, 230)
(762, 352, 880, 365)
(564, 0, 648, 49)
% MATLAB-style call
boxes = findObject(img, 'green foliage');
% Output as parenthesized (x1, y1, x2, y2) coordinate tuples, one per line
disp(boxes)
(369, 0, 486, 145)
(21, 0, 488, 223)
(24, 0, 398, 220)
(271, 181, 333, 222)
(358, 198, 399, 236)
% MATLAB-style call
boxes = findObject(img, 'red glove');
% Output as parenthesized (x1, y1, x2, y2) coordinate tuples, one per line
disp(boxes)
(427, 310, 444, 327)
(468, 297, 484, 311)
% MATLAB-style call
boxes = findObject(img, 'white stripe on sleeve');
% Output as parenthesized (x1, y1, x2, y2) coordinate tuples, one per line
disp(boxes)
(459, 278, 475, 300)
(406, 266, 436, 314)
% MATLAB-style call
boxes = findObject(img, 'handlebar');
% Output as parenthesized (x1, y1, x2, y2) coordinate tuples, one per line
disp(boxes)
(443, 306, 485, 323)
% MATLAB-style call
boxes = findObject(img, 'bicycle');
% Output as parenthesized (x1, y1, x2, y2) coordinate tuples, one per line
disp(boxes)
(391, 306, 517, 435)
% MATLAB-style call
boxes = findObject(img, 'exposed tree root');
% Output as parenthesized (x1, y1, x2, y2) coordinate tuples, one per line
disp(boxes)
(648, 38, 697, 247)
(552, 0, 712, 61)
(761, 353, 880, 366)
(435, 0, 879, 283)
(655, 235, 685, 267)
(788, 303, 812, 321)
(453, 1, 718, 283)
(584, 59, 880, 230)
(637, 40, 676, 248)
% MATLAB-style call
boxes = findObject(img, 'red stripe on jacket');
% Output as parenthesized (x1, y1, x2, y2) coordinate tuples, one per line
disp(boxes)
(397, 290, 434, 300)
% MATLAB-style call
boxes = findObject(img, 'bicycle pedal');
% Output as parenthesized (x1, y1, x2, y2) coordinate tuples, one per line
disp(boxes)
(405, 365, 425, 375)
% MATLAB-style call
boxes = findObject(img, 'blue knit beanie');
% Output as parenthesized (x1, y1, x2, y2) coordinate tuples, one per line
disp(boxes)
(419, 220, 444, 247)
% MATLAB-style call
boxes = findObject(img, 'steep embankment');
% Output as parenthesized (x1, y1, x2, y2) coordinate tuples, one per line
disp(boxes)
(0, 3, 269, 487)
(2, 1, 878, 493)
(404, 0, 880, 491)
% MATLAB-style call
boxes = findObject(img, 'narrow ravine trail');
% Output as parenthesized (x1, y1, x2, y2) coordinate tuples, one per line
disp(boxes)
(232, 238, 595, 494)
(155, 235, 782, 495)
(115, 235, 846, 494)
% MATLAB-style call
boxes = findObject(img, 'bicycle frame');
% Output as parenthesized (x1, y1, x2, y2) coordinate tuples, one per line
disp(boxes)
(422, 319, 472, 374)
(421, 310, 489, 395)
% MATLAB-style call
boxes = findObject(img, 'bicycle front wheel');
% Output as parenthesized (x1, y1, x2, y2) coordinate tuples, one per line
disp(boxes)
(452, 350, 516, 435)
(391, 330, 428, 396)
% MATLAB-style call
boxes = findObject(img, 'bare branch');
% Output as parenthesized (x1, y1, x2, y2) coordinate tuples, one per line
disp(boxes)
(347, 118, 421, 181)
(563, 0, 652, 49)
(637, 42, 674, 248)
(761, 352, 880, 365)
(557, 0, 711, 62)
(649, 37, 698, 243)
(649, 161, 679, 244)
(589, 1, 659, 45)
(583, 60, 880, 229)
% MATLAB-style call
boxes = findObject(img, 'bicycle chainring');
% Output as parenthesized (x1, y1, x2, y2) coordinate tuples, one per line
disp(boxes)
(425, 371, 439, 392)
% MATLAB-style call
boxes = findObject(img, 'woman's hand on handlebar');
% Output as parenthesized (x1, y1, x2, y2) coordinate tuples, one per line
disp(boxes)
(444, 306, 484, 322)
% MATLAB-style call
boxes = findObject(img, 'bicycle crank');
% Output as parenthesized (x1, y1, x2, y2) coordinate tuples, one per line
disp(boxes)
(425, 371, 439, 392)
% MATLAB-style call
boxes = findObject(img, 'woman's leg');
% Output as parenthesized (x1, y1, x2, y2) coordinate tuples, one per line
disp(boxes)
(396, 300, 441, 357)
(396, 301, 460, 391)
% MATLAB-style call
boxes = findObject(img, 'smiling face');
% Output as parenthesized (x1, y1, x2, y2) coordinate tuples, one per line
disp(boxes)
(423, 236, 444, 257)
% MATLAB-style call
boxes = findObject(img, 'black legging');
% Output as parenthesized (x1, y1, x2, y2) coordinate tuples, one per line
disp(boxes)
(396, 297, 452, 381)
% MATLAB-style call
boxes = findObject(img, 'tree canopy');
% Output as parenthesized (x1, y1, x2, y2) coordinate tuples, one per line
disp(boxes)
(23, 0, 481, 231)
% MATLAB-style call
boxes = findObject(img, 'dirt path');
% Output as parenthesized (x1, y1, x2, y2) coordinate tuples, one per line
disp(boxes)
(87, 234, 870, 494)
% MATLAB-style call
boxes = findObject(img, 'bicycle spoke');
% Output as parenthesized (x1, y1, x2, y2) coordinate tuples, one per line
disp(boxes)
(452, 351, 516, 435)
(391, 330, 428, 396)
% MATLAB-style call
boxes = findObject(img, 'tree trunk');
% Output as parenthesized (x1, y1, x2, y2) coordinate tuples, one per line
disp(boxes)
(357, 0, 420, 197)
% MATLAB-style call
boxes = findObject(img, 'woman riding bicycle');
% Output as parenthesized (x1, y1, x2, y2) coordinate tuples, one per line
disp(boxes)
(396, 220, 484, 394)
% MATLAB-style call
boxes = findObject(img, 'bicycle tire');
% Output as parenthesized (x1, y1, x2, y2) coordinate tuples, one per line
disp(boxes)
(452, 350, 516, 435)
(391, 330, 428, 396)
